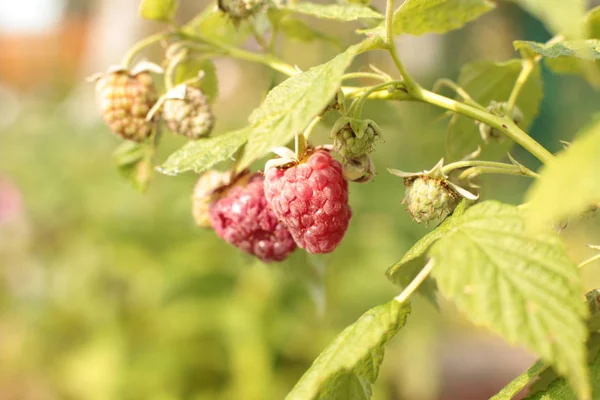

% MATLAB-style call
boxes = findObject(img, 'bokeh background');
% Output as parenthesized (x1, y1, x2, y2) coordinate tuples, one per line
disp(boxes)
(1, 1, 600, 399)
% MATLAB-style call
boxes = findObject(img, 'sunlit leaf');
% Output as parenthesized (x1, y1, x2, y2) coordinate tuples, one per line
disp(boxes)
(429, 201, 590, 400)
(285, 300, 411, 400)
(534, 7, 600, 86)
(511, 0, 586, 38)
(139, 0, 178, 22)
(113, 140, 154, 192)
(446, 60, 543, 162)
(158, 129, 248, 175)
(386, 200, 470, 300)
(238, 39, 379, 169)
(523, 333, 600, 400)
(284, 2, 383, 21)
(514, 40, 600, 60)
(525, 115, 600, 230)
(392, 0, 494, 36)
(184, 5, 251, 45)
(268, 9, 339, 44)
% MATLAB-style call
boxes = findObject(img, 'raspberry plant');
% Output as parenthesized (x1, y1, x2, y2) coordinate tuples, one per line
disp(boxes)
(93, 0, 600, 398)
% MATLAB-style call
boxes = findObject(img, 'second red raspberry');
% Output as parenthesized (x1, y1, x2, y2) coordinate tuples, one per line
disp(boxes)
(209, 174, 296, 263)
(264, 150, 351, 254)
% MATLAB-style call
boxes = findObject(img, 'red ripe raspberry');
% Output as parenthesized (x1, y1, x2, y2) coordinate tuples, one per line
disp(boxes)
(264, 150, 351, 254)
(209, 174, 296, 263)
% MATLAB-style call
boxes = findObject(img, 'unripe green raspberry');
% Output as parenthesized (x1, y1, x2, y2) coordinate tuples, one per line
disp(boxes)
(342, 154, 375, 183)
(218, 0, 265, 19)
(191, 170, 231, 228)
(403, 177, 459, 224)
(163, 86, 215, 140)
(333, 123, 379, 158)
(94, 68, 158, 142)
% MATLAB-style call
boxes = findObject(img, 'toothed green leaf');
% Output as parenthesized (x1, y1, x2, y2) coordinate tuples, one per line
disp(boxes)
(525, 115, 600, 230)
(158, 129, 248, 176)
(285, 300, 411, 400)
(429, 201, 590, 400)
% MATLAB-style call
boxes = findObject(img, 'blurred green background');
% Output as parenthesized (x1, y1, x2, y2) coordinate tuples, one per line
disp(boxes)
(1, 1, 600, 399)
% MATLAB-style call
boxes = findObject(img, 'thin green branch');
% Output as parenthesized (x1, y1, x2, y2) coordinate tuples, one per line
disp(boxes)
(507, 35, 563, 111)
(178, 31, 299, 76)
(433, 78, 488, 112)
(490, 361, 548, 400)
(579, 253, 600, 269)
(384, 0, 418, 93)
(250, 22, 270, 52)
(443, 160, 539, 179)
(302, 115, 323, 141)
(458, 166, 539, 180)
(414, 88, 554, 164)
(443, 160, 522, 174)
(121, 32, 173, 68)
(347, 81, 401, 116)
(342, 72, 389, 82)
(342, 85, 411, 101)
(507, 58, 535, 111)
(384, 0, 395, 47)
(395, 259, 434, 303)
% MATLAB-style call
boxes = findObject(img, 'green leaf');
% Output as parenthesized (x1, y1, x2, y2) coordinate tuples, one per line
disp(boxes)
(511, 0, 586, 38)
(391, 0, 495, 36)
(183, 5, 251, 45)
(525, 115, 600, 230)
(523, 334, 600, 400)
(285, 300, 411, 400)
(386, 200, 470, 291)
(174, 58, 219, 102)
(284, 2, 383, 21)
(531, 8, 600, 85)
(446, 60, 543, 162)
(588, 6, 600, 39)
(494, 289, 600, 400)
(514, 40, 600, 60)
(429, 201, 590, 400)
(158, 129, 248, 176)
(113, 141, 154, 192)
(269, 10, 339, 44)
(238, 40, 373, 169)
(587, 289, 600, 332)
(139, 0, 178, 22)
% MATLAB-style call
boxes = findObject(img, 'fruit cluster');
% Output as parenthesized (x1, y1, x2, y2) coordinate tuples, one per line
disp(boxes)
(90, 1, 478, 263)
(193, 149, 352, 262)
(92, 63, 215, 143)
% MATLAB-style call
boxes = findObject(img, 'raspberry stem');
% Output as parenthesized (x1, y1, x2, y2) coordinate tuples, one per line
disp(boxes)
(489, 361, 549, 400)
(394, 259, 434, 304)
(414, 88, 555, 164)
(341, 72, 389, 82)
(506, 35, 563, 112)
(121, 32, 173, 69)
(442, 160, 538, 179)
(432, 78, 487, 112)
(578, 253, 600, 269)
(506, 58, 536, 112)
(348, 81, 402, 117)
(302, 115, 323, 141)
(384, 0, 419, 94)
(458, 166, 539, 180)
